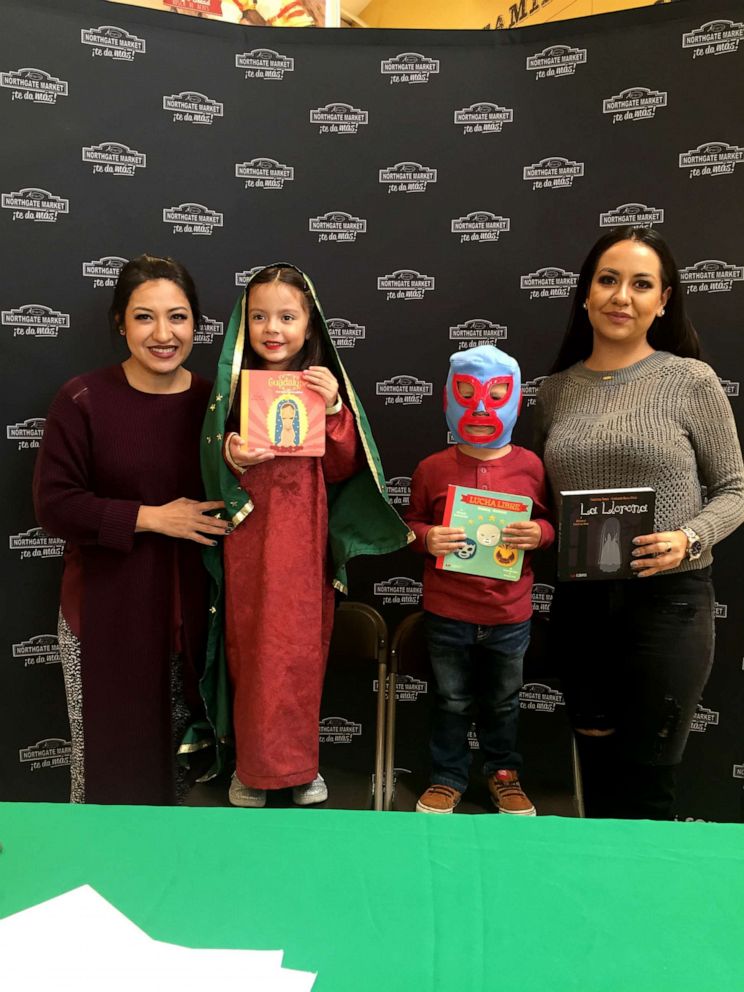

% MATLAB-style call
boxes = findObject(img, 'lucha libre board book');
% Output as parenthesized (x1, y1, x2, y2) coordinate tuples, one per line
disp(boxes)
(558, 488, 656, 581)
(436, 486, 533, 582)
(240, 370, 326, 457)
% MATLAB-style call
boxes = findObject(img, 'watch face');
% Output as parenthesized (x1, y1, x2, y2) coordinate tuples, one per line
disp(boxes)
(689, 540, 702, 559)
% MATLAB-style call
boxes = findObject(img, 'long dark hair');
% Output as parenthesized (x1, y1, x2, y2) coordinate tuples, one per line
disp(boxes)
(242, 265, 328, 371)
(549, 226, 700, 374)
(109, 254, 201, 334)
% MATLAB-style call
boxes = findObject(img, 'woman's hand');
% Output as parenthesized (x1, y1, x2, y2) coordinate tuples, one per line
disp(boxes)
(631, 530, 688, 577)
(227, 433, 275, 469)
(302, 366, 339, 407)
(501, 520, 542, 550)
(425, 526, 467, 556)
(136, 499, 230, 546)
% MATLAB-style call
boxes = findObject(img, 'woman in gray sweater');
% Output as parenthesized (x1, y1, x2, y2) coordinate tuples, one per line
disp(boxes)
(535, 226, 744, 819)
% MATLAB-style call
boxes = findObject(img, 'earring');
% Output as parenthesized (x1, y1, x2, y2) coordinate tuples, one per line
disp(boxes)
(119, 328, 125, 335)
(659, 309, 665, 316)
(583, 301, 588, 310)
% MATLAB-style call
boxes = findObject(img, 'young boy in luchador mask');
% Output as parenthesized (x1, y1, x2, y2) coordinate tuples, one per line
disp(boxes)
(405, 345, 554, 815)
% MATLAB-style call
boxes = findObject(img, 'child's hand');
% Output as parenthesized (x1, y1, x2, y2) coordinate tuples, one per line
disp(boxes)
(501, 520, 542, 550)
(302, 366, 339, 407)
(425, 526, 467, 556)
(228, 433, 275, 469)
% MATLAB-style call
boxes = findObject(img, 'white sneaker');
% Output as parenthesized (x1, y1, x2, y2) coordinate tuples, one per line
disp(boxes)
(229, 773, 267, 808)
(292, 774, 328, 806)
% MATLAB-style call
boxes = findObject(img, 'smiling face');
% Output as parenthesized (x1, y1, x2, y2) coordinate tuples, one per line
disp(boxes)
(585, 240, 671, 352)
(248, 281, 310, 371)
(120, 279, 194, 386)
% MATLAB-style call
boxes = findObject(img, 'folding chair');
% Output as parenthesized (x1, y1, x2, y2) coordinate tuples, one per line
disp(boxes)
(385, 611, 584, 815)
(320, 601, 389, 811)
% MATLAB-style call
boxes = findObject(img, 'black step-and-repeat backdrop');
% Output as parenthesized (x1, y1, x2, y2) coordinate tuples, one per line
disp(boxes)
(2, 0, 743, 819)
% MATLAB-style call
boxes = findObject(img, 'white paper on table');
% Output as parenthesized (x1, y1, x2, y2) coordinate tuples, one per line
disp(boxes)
(0, 885, 308, 991)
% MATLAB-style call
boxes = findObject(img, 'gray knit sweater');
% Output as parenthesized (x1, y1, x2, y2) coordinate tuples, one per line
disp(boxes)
(534, 351, 744, 572)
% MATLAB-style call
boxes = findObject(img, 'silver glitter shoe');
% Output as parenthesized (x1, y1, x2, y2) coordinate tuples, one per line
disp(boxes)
(292, 774, 328, 806)
(228, 772, 267, 808)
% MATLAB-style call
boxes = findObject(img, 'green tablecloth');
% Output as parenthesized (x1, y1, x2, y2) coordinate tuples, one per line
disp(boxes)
(1, 803, 743, 990)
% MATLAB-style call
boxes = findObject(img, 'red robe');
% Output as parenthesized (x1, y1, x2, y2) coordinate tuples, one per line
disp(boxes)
(33, 365, 211, 804)
(224, 405, 362, 789)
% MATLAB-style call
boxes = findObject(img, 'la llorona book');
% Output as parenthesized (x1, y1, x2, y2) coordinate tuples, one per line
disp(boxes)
(240, 369, 326, 457)
(558, 487, 656, 581)
(435, 486, 533, 582)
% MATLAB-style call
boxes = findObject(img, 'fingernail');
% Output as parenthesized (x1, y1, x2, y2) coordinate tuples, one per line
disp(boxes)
(211, 541, 218, 547)
(632, 537, 641, 545)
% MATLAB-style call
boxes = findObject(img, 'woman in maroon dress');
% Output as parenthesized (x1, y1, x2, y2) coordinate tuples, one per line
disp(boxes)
(33, 255, 228, 805)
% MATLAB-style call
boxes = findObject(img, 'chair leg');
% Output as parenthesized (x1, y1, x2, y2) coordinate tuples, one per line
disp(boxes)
(373, 660, 386, 811)
(384, 671, 397, 811)
(571, 733, 585, 818)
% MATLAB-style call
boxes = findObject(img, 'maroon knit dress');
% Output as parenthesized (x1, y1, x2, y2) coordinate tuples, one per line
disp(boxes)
(33, 365, 211, 805)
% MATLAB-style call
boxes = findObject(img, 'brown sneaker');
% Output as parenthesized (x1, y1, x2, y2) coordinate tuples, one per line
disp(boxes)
(416, 784, 462, 814)
(488, 769, 536, 816)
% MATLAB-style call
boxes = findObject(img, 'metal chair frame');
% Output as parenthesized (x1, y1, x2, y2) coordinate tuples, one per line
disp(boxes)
(327, 601, 389, 811)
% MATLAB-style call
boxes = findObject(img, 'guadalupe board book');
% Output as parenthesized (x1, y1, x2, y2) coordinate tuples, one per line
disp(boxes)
(240, 369, 326, 457)
(436, 485, 533, 582)
(558, 487, 656, 581)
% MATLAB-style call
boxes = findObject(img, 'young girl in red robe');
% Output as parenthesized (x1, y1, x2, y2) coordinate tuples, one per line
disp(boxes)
(200, 264, 409, 808)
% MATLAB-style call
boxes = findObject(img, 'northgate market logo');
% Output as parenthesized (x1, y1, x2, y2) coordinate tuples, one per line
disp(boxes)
(194, 316, 224, 346)
(524, 157, 584, 190)
(531, 582, 554, 612)
(327, 318, 365, 348)
(2, 188, 68, 222)
(309, 211, 366, 243)
(376, 375, 433, 406)
(310, 103, 368, 134)
(600, 203, 664, 227)
(236, 158, 294, 190)
(236, 49, 294, 80)
(380, 52, 439, 84)
(1, 67, 68, 104)
(373, 674, 427, 702)
(449, 319, 506, 348)
(683, 20, 744, 58)
(163, 91, 223, 125)
(163, 202, 223, 236)
(379, 162, 437, 194)
(82, 141, 146, 176)
(19, 738, 71, 770)
(719, 378, 740, 397)
(10, 527, 65, 559)
(520, 683, 564, 713)
(523, 377, 548, 408)
(83, 256, 128, 287)
(520, 267, 578, 299)
(451, 212, 509, 243)
(373, 577, 422, 605)
(603, 86, 668, 123)
(378, 270, 435, 301)
(679, 141, 744, 178)
(319, 717, 362, 744)
(2, 305, 69, 338)
(235, 266, 268, 286)
(526, 44, 587, 79)
(385, 476, 411, 507)
(690, 704, 720, 733)
(454, 102, 513, 134)
(13, 634, 60, 668)
(680, 260, 744, 293)
(7, 417, 45, 450)
(80, 26, 146, 62)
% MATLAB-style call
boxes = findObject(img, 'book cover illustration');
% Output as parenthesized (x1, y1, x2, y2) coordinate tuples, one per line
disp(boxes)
(435, 486, 534, 582)
(240, 369, 326, 457)
(558, 487, 656, 581)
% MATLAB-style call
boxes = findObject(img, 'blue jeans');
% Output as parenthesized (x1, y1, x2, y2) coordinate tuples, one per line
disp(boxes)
(424, 612, 531, 792)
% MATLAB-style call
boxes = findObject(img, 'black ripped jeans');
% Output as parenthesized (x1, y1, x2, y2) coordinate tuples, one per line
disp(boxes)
(550, 567, 715, 820)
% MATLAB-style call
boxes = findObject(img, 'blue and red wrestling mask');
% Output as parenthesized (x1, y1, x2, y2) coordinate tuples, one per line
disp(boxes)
(444, 345, 522, 448)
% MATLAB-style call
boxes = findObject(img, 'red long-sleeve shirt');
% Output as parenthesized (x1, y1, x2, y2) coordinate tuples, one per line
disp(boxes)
(405, 445, 554, 625)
